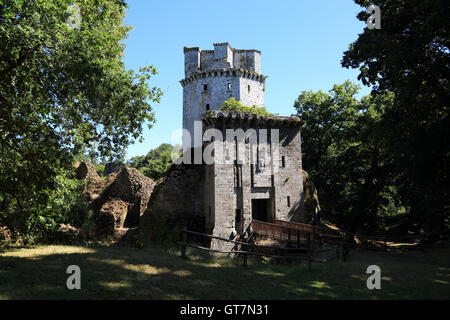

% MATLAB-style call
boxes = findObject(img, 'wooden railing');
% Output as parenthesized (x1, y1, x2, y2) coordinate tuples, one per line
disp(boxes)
(251, 220, 345, 247)
(274, 220, 320, 233)
(251, 220, 312, 248)
(177, 226, 347, 270)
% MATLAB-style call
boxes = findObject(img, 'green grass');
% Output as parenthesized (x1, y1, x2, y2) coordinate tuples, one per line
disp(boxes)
(0, 241, 449, 299)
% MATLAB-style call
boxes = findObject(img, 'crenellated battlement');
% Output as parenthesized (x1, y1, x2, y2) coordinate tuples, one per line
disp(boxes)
(180, 68, 267, 87)
(181, 43, 266, 150)
(183, 42, 262, 77)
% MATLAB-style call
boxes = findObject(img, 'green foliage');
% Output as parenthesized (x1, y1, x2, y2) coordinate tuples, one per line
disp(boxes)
(95, 163, 106, 177)
(220, 97, 272, 116)
(0, 170, 90, 243)
(128, 144, 179, 181)
(0, 0, 162, 240)
(295, 81, 402, 234)
(342, 0, 449, 233)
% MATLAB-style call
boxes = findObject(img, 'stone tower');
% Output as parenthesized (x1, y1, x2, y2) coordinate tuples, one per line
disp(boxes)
(180, 42, 268, 149)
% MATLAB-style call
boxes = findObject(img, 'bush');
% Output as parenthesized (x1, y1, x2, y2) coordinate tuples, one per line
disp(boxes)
(0, 171, 93, 244)
(220, 97, 272, 115)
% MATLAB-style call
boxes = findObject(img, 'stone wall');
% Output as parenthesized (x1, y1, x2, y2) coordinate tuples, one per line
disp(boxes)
(233, 50, 261, 73)
(184, 43, 261, 74)
(141, 163, 204, 233)
(181, 43, 267, 150)
(274, 126, 304, 222)
(202, 111, 304, 249)
(92, 167, 155, 234)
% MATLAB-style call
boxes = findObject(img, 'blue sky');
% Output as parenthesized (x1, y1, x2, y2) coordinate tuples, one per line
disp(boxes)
(122, 0, 370, 159)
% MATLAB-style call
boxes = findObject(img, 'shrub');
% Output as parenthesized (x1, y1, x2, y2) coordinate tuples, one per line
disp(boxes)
(220, 98, 272, 116)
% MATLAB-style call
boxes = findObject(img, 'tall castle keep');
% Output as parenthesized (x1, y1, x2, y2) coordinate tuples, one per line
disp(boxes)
(166, 43, 306, 249)
(180, 42, 267, 149)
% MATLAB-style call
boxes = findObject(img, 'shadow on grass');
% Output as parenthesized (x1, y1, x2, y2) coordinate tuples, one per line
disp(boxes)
(0, 244, 449, 300)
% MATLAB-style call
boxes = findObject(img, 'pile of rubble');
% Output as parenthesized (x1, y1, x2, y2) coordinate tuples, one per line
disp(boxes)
(74, 161, 155, 241)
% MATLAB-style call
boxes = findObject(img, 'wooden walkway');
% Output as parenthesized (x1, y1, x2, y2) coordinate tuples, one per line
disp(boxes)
(177, 226, 347, 269)
(251, 219, 344, 248)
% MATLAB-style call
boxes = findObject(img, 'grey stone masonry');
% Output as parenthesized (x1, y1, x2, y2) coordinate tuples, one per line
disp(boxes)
(147, 43, 306, 251)
(202, 111, 304, 250)
(181, 43, 267, 149)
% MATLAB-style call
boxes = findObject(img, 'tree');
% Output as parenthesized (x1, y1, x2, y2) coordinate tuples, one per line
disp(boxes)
(342, 0, 449, 233)
(294, 81, 399, 233)
(128, 144, 179, 181)
(0, 0, 162, 238)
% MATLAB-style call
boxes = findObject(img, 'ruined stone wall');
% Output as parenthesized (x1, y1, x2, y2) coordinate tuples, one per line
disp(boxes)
(141, 164, 204, 232)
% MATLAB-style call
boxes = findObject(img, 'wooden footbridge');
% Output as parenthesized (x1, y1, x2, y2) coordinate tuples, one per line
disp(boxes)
(251, 219, 345, 249)
(176, 219, 348, 270)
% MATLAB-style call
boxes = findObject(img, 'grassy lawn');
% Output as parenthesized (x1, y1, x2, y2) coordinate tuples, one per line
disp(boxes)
(0, 241, 449, 299)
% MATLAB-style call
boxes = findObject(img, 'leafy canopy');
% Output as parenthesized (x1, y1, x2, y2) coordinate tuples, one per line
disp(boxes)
(295, 81, 401, 233)
(342, 0, 449, 232)
(128, 144, 179, 182)
(0, 0, 162, 237)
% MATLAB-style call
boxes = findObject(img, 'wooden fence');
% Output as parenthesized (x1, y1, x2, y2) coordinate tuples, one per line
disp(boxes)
(176, 228, 346, 270)
(252, 220, 346, 248)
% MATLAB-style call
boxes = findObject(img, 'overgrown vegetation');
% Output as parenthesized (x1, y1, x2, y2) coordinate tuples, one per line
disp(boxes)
(220, 97, 272, 116)
(297, 0, 449, 236)
(0, 0, 161, 241)
(295, 82, 400, 234)
(0, 169, 92, 244)
(127, 143, 179, 182)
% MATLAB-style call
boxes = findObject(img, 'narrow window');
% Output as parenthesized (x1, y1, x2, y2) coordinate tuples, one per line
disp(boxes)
(234, 163, 242, 188)
(235, 208, 243, 233)
(248, 85, 251, 92)
(282, 156, 286, 168)
(235, 209, 242, 222)
(204, 84, 208, 91)
(227, 83, 231, 90)
(287, 196, 291, 207)
(206, 104, 210, 110)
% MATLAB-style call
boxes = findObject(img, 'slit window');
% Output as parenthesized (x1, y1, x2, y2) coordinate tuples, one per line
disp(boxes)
(206, 104, 210, 110)
(234, 163, 242, 188)
(248, 85, 251, 92)
(235, 209, 242, 223)
(282, 156, 286, 168)
(287, 196, 291, 207)
(227, 83, 231, 90)
(203, 84, 208, 91)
